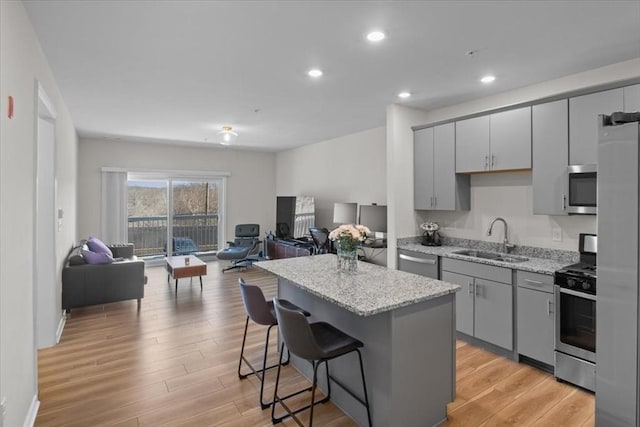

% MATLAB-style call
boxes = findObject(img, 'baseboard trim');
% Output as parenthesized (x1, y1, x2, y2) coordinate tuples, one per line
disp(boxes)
(55, 310, 66, 344)
(23, 394, 39, 427)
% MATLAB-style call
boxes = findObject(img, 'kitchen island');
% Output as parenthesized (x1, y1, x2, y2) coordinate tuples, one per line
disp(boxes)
(256, 254, 460, 427)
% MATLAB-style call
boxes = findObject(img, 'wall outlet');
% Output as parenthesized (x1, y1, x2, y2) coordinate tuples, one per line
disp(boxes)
(552, 228, 562, 242)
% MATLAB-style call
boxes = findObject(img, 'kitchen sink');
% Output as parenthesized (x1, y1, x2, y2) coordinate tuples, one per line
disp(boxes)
(452, 249, 529, 263)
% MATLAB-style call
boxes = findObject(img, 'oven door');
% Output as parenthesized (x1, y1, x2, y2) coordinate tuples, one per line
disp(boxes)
(555, 285, 596, 363)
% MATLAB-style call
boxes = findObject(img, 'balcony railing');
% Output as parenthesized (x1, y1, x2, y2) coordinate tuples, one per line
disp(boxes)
(128, 214, 219, 257)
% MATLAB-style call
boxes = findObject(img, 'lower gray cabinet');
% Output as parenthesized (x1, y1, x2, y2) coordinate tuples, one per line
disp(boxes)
(516, 271, 555, 366)
(441, 258, 513, 351)
(474, 278, 513, 351)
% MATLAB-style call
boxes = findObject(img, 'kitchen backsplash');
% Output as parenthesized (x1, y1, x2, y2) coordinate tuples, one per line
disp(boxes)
(414, 170, 596, 252)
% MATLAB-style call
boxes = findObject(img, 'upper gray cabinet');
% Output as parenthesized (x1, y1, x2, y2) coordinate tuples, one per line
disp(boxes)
(624, 84, 640, 111)
(532, 100, 569, 215)
(489, 107, 532, 171)
(455, 116, 490, 173)
(569, 88, 623, 165)
(455, 106, 532, 173)
(414, 123, 470, 211)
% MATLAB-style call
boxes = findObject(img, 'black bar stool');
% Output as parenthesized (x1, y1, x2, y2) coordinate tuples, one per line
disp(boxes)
(271, 298, 372, 427)
(237, 278, 310, 409)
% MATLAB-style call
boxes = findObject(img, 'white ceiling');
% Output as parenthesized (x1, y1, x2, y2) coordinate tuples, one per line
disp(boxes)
(23, 1, 640, 151)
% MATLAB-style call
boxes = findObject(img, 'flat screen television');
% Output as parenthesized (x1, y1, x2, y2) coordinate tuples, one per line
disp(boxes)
(359, 205, 387, 234)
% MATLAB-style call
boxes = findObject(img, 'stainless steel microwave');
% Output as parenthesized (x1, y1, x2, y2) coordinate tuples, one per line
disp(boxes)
(567, 164, 597, 214)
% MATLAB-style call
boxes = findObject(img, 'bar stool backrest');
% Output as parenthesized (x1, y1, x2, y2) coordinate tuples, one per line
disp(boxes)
(238, 278, 276, 326)
(273, 298, 323, 361)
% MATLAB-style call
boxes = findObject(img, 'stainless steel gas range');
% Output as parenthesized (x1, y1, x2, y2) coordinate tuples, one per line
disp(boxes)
(554, 233, 597, 392)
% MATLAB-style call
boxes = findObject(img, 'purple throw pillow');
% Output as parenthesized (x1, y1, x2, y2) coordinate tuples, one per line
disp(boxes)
(87, 236, 113, 257)
(82, 249, 114, 265)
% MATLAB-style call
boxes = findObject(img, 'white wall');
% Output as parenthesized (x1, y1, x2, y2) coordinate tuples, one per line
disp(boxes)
(0, 1, 78, 426)
(386, 104, 432, 268)
(77, 139, 276, 244)
(388, 59, 640, 256)
(275, 127, 386, 229)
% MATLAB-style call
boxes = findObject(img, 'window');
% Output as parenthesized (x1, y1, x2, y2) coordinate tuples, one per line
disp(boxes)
(126, 174, 224, 259)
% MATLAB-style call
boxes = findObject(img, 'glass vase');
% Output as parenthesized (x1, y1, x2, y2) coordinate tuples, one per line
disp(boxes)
(337, 247, 358, 273)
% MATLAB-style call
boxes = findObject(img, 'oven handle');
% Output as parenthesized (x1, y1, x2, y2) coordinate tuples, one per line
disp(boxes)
(559, 287, 596, 301)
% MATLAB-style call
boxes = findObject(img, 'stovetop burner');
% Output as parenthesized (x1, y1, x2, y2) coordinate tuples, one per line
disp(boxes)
(563, 262, 597, 274)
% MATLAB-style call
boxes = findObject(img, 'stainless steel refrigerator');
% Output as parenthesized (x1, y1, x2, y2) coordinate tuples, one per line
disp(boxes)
(596, 115, 640, 427)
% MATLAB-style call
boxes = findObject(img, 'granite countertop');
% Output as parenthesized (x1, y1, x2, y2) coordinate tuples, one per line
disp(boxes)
(255, 254, 460, 317)
(397, 241, 573, 275)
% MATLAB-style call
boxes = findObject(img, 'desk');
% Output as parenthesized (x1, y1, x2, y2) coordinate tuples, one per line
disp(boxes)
(256, 255, 460, 427)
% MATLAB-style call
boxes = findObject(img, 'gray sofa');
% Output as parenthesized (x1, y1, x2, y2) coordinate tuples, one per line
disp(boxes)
(62, 243, 145, 312)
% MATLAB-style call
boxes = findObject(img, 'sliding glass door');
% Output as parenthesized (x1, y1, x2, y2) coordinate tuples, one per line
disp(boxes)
(171, 180, 220, 255)
(127, 176, 223, 259)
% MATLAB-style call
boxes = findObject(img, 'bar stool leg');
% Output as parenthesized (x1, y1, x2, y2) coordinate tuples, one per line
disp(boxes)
(356, 349, 373, 427)
(237, 316, 250, 379)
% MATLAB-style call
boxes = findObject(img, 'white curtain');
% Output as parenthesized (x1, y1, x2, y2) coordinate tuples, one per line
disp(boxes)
(101, 170, 128, 244)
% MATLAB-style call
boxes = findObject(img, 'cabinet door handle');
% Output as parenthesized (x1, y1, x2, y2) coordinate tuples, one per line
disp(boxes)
(491, 154, 495, 167)
(546, 299, 553, 316)
(474, 283, 480, 297)
(561, 194, 567, 211)
(468, 283, 474, 295)
(430, 196, 434, 207)
(524, 278, 544, 286)
(434, 196, 437, 208)
(399, 254, 436, 264)
(484, 155, 489, 170)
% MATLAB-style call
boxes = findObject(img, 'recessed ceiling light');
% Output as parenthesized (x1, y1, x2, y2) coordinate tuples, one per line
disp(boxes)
(398, 92, 411, 99)
(480, 75, 496, 84)
(308, 69, 323, 78)
(366, 31, 386, 42)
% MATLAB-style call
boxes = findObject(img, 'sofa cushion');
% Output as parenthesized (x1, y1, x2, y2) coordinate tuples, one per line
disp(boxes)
(68, 245, 86, 265)
(87, 236, 113, 257)
(82, 249, 114, 265)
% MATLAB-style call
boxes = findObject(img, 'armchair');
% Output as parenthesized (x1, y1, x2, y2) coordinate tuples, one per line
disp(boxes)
(217, 224, 262, 272)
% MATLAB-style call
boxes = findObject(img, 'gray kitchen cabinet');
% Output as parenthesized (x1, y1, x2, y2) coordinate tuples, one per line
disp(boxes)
(414, 127, 435, 210)
(397, 249, 439, 279)
(517, 287, 554, 366)
(569, 88, 623, 165)
(489, 107, 532, 171)
(474, 278, 513, 351)
(516, 271, 554, 366)
(414, 123, 469, 210)
(442, 271, 474, 336)
(456, 107, 531, 173)
(441, 258, 513, 351)
(455, 116, 490, 173)
(532, 99, 569, 215)
(624, 84, 640, 111)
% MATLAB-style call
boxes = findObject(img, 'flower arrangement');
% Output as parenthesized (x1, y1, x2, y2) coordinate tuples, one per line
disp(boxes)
(420, 221, 440, 235)
(329, 224, 371, 252)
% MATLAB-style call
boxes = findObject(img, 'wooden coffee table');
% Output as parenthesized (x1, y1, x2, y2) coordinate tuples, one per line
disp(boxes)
(166, 255, 207, 293)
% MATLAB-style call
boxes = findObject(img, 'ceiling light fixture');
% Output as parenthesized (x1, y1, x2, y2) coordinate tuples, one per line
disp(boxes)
(308, 69, 323, 78)
(398, 92, 411, 99)
(480, 75, 496, 84)
(216, 125, 238, 145)
(366, 31, 386, 42)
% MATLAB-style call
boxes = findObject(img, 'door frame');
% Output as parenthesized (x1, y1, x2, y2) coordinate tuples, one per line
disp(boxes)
(33, 81, 62, 352)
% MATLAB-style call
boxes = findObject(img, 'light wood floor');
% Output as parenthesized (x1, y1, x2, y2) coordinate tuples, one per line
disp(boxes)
(36, 261, 594, 426)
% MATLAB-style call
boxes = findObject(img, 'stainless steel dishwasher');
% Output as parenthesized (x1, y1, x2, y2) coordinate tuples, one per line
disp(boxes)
(397, 249, 439, 279)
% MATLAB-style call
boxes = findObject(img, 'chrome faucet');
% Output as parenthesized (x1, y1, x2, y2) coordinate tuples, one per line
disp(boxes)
(487, 217, 516, 253)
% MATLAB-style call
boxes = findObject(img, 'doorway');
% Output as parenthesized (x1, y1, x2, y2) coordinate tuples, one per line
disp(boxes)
(34, 82, 61, 349)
